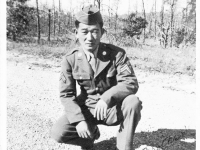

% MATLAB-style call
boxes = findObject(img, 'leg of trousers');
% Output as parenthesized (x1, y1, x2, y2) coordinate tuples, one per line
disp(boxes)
(50, 114, 96, 149)
(50, 95, 142, 150)
(115, 95, 142, 150)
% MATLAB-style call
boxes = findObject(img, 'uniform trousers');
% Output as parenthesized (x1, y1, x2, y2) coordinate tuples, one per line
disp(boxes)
(50, 95, 142, 150)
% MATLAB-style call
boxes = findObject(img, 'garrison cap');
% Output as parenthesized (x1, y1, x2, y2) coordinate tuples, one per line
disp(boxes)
(75, 5, 103, 25)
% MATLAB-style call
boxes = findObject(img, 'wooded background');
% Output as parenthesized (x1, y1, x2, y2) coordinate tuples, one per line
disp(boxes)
(6, 0, 196, 48)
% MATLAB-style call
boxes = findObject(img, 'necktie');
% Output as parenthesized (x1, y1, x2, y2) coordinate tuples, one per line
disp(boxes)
(89, 53, 96, 72)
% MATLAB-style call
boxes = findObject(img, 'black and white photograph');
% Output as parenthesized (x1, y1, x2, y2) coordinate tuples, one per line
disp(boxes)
(1, 0, 199, 149)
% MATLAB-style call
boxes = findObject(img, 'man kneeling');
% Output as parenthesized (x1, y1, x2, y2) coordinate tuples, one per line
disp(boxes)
(50, 5, 142, 150)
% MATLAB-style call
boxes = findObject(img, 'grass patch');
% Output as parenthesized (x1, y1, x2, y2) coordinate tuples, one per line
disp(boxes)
(125, 45, 195, 76)
(7, 40, 196, 76)
(7, 41, 71, 59)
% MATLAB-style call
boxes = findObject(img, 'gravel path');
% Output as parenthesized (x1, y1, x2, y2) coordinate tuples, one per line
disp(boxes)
(7, 52, 196, 150)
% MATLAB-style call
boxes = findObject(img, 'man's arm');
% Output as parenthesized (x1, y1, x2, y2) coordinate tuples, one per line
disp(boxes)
(60, 57, 97, 139)
(100, 50, 139, 108)
(59, 57, 86, 124)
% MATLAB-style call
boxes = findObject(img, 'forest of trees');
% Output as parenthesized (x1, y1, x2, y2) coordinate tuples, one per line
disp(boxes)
(6, 0, 196, 48)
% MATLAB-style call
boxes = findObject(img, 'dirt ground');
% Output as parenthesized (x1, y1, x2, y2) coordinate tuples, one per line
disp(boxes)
(7, 51, 196, 150)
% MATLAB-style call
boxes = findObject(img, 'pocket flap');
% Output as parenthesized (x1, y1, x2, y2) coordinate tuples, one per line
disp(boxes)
(73, 73, 90, 80)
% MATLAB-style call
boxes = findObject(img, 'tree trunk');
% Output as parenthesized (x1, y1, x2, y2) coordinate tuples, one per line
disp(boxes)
(36, 0, 40, 44)
(108, 0, 111, 28)
(170, 0, 175, 47)
(149, 19, 152, 35)
(58, 0, 61, 34)
(154, 0, 157, 40)
(185, 6, 188, 26)
(115, 11, 118, 34)
(69, 0, 72, 30)
(142, 0, 146, 43)
(135, 0, 138, 16)
(97, 0, 101, 10)
(115, 13, 118, 34)
(148, 5, 154, 36)
(114, 0, 119, 34)
(48, 9, 51, 42)
(160, 0, 165, 29)
(12, 31, 16, 41)
(53, 0, 55, 37)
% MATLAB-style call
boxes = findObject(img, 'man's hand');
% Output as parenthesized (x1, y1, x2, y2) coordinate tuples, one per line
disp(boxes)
(94, 99, 108, 120)
(76, 121, 93, 139)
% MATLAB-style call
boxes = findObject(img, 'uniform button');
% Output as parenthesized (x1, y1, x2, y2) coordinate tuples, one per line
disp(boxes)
(78, 52, 82, 57)
(95, 87, 99, 91)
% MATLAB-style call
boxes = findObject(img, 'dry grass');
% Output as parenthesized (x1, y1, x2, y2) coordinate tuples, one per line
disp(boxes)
(124, 43, 195, 76)
(7, 41, 70, 59)
(7, 39, 196, 76)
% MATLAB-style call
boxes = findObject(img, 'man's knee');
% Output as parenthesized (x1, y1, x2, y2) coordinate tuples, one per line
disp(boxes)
(50, 117, 76, 143)
(122, 95, 142, 111)
(50, 124, 63, 143)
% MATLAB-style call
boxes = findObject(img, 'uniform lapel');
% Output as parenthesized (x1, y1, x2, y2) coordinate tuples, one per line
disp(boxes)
(95, 43, 110, 78)
(75, 47, 94, 76)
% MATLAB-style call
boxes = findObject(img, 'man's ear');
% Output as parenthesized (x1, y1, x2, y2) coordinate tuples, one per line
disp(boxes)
(101, 28, 106, 36)
(73, 28, 78, 34)
(73, 28, 79, 38)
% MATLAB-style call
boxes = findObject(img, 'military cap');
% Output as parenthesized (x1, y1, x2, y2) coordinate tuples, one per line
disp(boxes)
(75, 5, 103, 25)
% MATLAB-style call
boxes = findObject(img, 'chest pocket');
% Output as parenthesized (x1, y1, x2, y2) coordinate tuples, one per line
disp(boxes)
(73, 73, 91, 88)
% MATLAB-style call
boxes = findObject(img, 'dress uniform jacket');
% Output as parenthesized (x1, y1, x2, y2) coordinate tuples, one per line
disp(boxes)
(59, 42, 139, 124)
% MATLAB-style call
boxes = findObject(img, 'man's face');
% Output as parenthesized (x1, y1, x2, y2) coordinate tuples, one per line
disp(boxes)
(75, 23, 102, 52)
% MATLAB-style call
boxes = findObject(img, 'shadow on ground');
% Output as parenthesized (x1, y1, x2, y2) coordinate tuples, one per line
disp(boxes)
(94, 129, 196, 150)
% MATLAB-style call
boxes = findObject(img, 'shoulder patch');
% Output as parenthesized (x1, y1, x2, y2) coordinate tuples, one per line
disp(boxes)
(119, 61, 134, 75)
(120, 64, 131, 74)
(60, 72, 67, 83)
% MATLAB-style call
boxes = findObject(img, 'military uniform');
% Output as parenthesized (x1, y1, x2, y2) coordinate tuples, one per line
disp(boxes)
(50, 5, 142, 150)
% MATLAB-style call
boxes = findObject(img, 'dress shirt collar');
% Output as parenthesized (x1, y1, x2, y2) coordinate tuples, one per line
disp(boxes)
(83, 45, 99, 61)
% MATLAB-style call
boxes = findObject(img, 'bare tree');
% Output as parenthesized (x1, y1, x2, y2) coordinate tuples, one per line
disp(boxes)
(36, 0, 40, 44)
(154, 0, 157, 40)
(113, 0, 120, 34)
(96, 0, 101, 10)
(69, 0, 73, 30)
(58, 0, 61, 34)
(108, 0, 111, 28)
(135, 0, 138, 16)
(148, 5, 154, 36)
(52, 0, 55, 37)
(48, 9, 51, 42)
(142, 0, 146, 43)
(168, 0, 177, 47)
(160, 0, 165, 29)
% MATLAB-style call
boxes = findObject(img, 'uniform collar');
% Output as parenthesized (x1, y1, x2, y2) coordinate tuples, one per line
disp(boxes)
(75, 43, 111, 78)
(82, 45, 99, 61)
